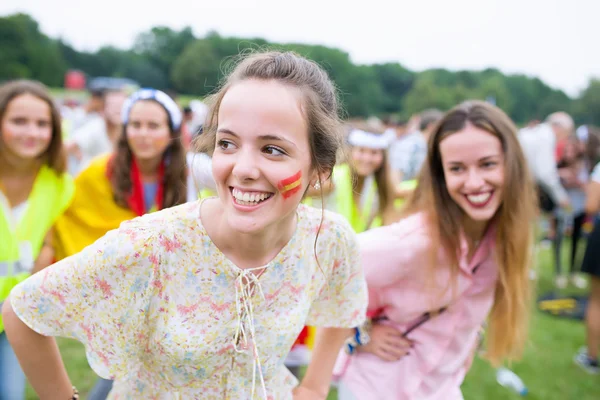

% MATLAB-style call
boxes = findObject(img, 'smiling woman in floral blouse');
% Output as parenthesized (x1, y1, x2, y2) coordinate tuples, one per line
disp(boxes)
(2, 51, 368, 400)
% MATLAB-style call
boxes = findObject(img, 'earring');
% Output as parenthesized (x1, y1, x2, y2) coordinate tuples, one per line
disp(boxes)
(313, 181, 321, 190)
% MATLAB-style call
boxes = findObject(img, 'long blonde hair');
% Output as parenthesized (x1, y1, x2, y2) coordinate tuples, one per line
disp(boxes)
(403, 100, 537, 366)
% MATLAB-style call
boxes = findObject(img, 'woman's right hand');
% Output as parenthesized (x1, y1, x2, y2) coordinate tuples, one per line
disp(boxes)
(357, 324, 413, 362)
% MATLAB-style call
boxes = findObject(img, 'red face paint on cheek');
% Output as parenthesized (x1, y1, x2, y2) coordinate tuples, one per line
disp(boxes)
(277, 170, 302, 199)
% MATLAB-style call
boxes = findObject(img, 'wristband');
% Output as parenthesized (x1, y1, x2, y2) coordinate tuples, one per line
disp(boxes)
(344, 320, 372, 355)
(69, 386, 79, 399)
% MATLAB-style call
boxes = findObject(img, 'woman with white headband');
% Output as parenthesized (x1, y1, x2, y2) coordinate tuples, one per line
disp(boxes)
(52, 88, 190, 261)
(338, 126, 396, 230)
(308, 124, 396, 232)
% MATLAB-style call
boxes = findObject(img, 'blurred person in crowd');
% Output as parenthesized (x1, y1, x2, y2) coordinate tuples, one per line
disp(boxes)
(0, 80, 74, 400)
(388, 117, 427, 187)
(392, 109, 445, 206)
(71, 89, 105, 131)
(519, 111, 572, 288)
(519, 111, 572, 210)
(65, 89, 127, 176)
(556, 137, 589, 288)
(183, 99, 218, 201)
(335, 101, 537, 400)
(189, 99, 209, 136)
(59, 98, 82, 143)
(577, 125, 600, 171)
(59, 97, 82, 123)
(181, 105, 194, 150)
(575, 125, 600, 236)
(419, 109, 444, 142)
(306, 122, 397, 230)
(60, 89, 105, 145)
(186, 150, 214, 202)
(574, 160, 600, 374)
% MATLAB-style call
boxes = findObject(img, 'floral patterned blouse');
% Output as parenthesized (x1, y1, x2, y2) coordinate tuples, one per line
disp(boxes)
(11, 201, 367, 399)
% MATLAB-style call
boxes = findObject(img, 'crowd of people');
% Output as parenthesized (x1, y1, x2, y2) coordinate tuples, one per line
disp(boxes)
(0, 50, 598, 400)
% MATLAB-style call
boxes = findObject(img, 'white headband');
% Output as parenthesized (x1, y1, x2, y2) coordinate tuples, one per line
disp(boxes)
(347, 129, 390, 150)
(121, 88, 183, 131)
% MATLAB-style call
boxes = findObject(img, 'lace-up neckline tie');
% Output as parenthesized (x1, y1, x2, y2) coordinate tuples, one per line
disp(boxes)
(233, 266, 268, 399)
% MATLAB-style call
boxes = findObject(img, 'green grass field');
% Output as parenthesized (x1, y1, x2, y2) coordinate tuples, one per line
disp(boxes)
(25, 240, 600, 399)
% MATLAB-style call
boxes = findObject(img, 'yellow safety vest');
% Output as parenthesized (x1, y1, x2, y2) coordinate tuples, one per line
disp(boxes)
(332, 164, 381, 234)
(62, 118, 72, 140)
(0, 166, 74, 332)
(199, 188, 216, 199)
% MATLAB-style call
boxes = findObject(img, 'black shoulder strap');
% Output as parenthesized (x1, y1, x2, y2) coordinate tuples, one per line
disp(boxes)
(401, 262, 482, 337)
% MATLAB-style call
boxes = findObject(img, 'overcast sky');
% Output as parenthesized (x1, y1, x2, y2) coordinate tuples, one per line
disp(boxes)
(1, 0, 598, 97)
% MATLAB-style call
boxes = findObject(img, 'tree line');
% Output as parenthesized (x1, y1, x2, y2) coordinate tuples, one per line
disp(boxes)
(1, 12, 599, 125)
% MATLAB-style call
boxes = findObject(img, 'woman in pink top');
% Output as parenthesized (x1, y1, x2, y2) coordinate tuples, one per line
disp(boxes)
(336, 101, 538, 399)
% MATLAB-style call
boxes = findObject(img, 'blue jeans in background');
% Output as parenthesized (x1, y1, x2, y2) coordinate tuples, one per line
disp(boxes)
(88, 378, 114, 400)
(0, 332, 26, 400)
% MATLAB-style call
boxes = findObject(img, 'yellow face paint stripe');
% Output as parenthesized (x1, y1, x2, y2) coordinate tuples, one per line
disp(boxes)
(283, 180, 301, 191)
(278, 171, 303, 199)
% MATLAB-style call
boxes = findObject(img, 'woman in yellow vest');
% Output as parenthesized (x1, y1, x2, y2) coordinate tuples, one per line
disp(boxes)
(53, 89, 189, 399)
(0, 80, 74, 400)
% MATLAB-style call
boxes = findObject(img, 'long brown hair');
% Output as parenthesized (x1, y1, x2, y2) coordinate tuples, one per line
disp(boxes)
(0, 80, 66, 173)
(403, 100, 537, 365)
(361, 152, 390, 220)
(110, 99, 187, 210)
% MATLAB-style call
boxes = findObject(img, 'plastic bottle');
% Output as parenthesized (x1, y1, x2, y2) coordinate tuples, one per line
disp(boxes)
(496, 367, 528, 396)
